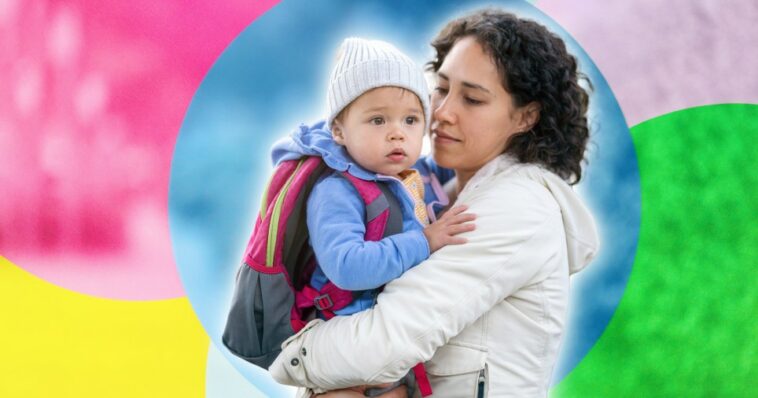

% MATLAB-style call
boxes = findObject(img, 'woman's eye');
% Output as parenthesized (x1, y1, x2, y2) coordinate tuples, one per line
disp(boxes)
(434, 86, 449, 95)
(464, 97, 483, 105)
(405, 116, 419, 125)
(370, 117, 385, 125)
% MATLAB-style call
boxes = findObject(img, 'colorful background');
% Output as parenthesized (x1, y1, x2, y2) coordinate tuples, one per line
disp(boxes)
(1, 0, 755, 397)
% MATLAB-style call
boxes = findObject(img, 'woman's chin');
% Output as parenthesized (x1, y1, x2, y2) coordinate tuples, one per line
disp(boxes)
(431, 151, 458, 170)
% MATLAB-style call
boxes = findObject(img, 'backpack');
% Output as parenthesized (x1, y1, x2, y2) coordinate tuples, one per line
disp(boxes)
(222, 156, 403, 369)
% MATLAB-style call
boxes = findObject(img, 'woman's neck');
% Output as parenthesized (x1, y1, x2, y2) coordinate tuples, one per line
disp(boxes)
(453, 153, 508, 196)
(454, 169, 476, 196)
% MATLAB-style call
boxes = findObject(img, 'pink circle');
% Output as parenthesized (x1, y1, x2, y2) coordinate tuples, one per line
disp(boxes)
(0, 0, 280, 299)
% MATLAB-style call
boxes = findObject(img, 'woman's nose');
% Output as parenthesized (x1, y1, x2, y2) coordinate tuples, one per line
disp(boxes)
(432, 95, 455, 125)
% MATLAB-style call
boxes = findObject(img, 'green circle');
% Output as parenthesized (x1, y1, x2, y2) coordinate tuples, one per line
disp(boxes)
(553, 104, 758, 397)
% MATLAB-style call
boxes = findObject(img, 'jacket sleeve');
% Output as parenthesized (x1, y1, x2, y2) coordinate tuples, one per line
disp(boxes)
(307, 174, 431, 291)
(270, 177, 566, 389)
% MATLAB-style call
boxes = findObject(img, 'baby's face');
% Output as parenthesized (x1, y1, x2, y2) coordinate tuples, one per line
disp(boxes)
(332, 87, 425, 178)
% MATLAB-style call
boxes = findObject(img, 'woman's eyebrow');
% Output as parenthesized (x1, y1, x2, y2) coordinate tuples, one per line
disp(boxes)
(438, 72, 491, 95)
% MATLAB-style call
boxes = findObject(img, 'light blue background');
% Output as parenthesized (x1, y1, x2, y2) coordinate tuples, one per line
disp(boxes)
(169, 0, 638, 395)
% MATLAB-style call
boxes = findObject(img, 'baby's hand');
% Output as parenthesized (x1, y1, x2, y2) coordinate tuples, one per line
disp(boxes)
(423, 205, 476, 253)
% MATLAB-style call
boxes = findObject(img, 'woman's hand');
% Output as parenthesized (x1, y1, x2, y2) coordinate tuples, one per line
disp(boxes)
(423, 204, 476, 252)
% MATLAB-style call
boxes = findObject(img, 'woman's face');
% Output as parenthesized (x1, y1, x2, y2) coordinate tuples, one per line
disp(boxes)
(430, 36, 535, 175)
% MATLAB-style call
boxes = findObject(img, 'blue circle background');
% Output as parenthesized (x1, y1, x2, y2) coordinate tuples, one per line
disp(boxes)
(168, 0, 639, 395)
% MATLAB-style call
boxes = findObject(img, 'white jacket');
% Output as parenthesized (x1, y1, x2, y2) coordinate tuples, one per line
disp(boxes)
(269, 154, 599, 397)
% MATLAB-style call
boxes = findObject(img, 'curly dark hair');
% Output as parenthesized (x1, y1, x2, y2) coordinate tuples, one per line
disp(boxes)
(428, 9, 592, 184)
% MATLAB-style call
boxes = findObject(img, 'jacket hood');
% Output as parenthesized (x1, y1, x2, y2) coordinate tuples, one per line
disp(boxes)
(535, 168, 599, 274)
(469, 155, 599, 275)
(270, 120, 379, 181)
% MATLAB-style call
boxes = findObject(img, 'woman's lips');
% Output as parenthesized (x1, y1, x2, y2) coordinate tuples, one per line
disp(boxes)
(432, 130, 461, 145)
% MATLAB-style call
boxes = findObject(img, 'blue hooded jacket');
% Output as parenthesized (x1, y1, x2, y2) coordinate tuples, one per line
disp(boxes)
(271, 121, 453, 315)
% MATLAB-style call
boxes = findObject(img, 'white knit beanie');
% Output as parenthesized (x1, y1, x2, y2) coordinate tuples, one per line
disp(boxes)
(326, 37, 430, 130)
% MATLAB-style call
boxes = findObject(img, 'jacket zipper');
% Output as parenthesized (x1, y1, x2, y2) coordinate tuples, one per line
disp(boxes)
(477, 368, 486, 398)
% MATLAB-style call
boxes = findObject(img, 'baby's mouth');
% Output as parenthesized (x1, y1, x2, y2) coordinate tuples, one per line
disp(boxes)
(387, 148, 407, 161)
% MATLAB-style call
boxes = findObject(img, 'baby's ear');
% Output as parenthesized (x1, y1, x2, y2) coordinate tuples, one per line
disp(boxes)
(331, 120, 346, 145)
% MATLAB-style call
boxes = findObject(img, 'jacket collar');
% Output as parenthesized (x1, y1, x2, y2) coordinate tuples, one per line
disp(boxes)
(270, 120, 380, 181)
(460, 154, 521, 196)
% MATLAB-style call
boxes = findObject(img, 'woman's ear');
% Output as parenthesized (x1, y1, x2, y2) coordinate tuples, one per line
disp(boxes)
(517, 102, 541, 133)
(331, 120, 346, 145)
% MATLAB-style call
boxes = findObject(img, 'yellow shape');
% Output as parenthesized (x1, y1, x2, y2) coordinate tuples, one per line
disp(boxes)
(0, 256, 209, 397)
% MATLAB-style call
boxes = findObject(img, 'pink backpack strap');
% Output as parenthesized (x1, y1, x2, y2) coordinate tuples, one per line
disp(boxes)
(341, 172, 402, 241)
(294, 282, 354, 321)
(295, 172, 404, 320)
(293, 172, 402, 325)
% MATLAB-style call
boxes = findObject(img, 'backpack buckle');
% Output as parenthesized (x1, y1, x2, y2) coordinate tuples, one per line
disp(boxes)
(314, 294, 334, 311)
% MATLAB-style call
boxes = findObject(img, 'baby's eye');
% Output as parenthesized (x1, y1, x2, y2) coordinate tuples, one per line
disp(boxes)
(405, 116, 419, 125)
(370, 117, 385, 125)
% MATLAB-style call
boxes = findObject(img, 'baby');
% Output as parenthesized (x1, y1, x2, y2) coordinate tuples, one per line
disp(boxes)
(271, 38, 475, 397)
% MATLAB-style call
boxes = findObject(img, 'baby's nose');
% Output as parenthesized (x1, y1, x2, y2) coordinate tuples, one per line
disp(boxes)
(388, 127, 405, 140)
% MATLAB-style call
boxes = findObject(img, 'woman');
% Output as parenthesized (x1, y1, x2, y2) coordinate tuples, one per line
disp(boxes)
(270, 9, 599, 398)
